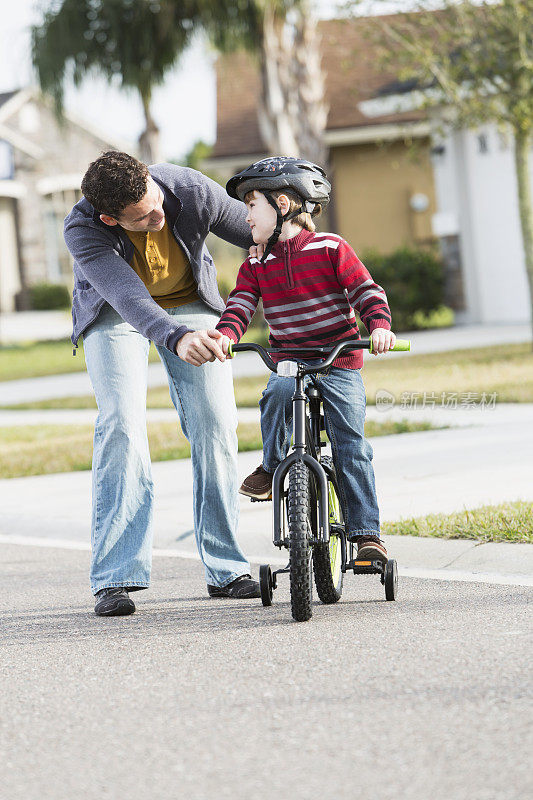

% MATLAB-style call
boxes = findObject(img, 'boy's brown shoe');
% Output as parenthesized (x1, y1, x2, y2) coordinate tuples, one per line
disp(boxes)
(355, 535, 388, 563)
(239, 465, 273, 500)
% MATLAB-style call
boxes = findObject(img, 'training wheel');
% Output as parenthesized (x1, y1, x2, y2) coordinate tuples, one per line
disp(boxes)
(384, 559, 398, 601)
(259, 564, 274, 606)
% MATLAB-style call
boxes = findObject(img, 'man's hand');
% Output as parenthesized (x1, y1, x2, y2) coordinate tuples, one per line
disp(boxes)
(249, 243, 264, 260)
(176, 329, 227, 366)
(370, 328, 396, 355)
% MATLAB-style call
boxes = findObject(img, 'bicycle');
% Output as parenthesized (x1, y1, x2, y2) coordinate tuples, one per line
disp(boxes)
(228, 337, 411, 622)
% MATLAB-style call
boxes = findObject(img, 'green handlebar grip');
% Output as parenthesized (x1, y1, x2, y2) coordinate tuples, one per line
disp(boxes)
(369, 337, 411, 353)
(391, 339, 411, 351)
(227, 341, 235, 359)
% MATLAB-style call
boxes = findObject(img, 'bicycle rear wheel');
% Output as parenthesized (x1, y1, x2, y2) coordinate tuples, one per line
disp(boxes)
(287, 460, 313, 622)
(313, 457, 344, 603)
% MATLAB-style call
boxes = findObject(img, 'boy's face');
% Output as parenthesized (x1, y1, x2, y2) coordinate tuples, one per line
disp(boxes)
(245, 190, 278, 245)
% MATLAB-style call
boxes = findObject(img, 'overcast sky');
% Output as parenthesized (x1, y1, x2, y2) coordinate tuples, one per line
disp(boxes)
(0, 1, 417, 161)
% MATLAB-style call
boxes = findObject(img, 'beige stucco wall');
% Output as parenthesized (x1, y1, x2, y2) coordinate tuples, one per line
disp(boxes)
(330, 138, 437, 255)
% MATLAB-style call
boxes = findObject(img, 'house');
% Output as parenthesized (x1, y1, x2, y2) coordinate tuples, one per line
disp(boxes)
(0, 87, 133, 313)
(206, 18, 442, 289)
(206, 14, 532, 325)
(360, 84, 533, 326)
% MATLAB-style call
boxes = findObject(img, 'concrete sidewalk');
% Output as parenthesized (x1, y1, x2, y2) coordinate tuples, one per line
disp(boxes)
(1, 425, 531, 582)
(1, 309, 530, 348)
(0, 352, 268, 406)
(1, 400, 532, 428)
(1, 319, 531, 583)
(1, 320, 530, 406)
(0, 309, 72, 343)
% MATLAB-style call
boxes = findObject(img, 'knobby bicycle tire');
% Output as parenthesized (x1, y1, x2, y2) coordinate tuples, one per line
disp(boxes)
(312, 457, 344, 604)
(288, 460, 313, 622)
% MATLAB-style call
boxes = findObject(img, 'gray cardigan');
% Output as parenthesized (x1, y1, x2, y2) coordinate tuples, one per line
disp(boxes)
(64, 163, 252, 353)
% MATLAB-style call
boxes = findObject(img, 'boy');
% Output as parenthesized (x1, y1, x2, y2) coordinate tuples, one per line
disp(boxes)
(217, 157, 396, 562)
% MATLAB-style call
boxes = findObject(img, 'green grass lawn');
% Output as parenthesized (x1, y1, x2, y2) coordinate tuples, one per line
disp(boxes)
(0, 421, 261, 479)
(3, 340, 533, 408)
(0, 338, 160, 382)
(362, 342, 533, 405)
(0, 329, 267, 382)
(5, 341, 533, 410)
(382, 501, 533, 544)
(0, 418, 440, 479)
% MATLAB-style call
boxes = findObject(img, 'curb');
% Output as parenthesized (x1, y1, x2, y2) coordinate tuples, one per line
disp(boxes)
(0, 534, 531, 587)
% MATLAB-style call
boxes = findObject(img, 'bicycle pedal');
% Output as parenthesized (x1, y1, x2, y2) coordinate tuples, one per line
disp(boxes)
(346, 558, 383, 574)
(250, 495, 272, 503)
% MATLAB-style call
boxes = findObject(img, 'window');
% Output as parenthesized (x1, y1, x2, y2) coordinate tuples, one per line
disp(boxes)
(0, 140, 14, 179)
(477, 134, 488, 154)
(42, 188, 82, 282)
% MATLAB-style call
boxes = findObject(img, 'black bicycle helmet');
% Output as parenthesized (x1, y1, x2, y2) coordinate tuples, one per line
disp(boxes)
(226, 156, 331, 261)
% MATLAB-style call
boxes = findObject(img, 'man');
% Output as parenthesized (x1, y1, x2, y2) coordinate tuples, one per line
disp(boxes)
(64, 150, 260, 616)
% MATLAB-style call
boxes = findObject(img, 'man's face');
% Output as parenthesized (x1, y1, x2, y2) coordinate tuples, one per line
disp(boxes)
(245, 190, 278, 245)
(100, 177, 166, 232)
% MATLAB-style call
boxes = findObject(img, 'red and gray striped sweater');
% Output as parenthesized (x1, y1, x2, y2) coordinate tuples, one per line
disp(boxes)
(216, 229, 392, 370)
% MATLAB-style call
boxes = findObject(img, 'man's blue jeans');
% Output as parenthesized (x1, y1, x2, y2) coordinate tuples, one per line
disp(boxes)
(259, 365, 381, 540)
(83, 300, 249, 595)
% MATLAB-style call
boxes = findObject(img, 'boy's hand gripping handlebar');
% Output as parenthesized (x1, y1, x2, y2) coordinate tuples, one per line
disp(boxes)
(368, 338, 410, 354)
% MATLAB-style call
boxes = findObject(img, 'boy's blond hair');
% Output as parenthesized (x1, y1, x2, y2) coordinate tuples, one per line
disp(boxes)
(244, 188, 322, 232)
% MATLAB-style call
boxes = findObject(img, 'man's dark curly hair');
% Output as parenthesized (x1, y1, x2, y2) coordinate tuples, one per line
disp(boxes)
(81, 151, 150, 218)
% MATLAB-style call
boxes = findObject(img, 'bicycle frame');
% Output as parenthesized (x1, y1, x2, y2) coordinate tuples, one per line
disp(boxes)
(228, 336, 411, 551)
(227, 338, 409, 613)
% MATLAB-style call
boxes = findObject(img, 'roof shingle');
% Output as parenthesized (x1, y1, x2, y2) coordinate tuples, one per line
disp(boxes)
(212, 15, 426, 159)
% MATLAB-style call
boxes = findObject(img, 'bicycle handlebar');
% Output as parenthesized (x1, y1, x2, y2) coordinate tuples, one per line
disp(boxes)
(228, 337, 411, 374)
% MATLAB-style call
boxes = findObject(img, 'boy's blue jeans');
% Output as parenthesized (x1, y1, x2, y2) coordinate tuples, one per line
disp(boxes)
(259, 364, 381, 540)
(83, 300, 250, 595)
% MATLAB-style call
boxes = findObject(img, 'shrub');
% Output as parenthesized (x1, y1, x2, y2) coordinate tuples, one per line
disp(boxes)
(411, 305, 454, 329)
(28, 283, 71, 311)
(361, 246, 446, 332)
(217, 276, 234, 302)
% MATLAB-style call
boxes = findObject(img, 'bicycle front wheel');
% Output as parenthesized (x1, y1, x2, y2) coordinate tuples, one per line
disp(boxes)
(287, 460, 313, 622)
(313, 457, 344, 603)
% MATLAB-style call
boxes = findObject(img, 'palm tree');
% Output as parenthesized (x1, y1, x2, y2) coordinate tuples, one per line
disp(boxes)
(201, 0, 328, 163)
(32, 0, 328, 165)
(32, 0, 200, 163)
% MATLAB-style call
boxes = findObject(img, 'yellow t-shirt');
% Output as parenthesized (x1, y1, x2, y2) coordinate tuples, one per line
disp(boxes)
(126, 221, 199, 309)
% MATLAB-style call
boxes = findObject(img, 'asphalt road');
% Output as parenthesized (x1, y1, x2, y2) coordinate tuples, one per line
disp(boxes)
(1, 543, 531, 800)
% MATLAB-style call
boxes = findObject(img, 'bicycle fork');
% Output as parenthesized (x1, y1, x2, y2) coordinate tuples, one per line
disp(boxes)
(271, 373, 330, 548)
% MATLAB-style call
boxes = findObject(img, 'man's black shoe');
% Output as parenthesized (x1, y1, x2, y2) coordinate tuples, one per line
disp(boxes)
(207, 574, 261, 599)
(94, 587, 136, 616)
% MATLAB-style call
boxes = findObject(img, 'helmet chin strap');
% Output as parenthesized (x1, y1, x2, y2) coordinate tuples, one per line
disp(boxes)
(260, 193, 303, 263)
